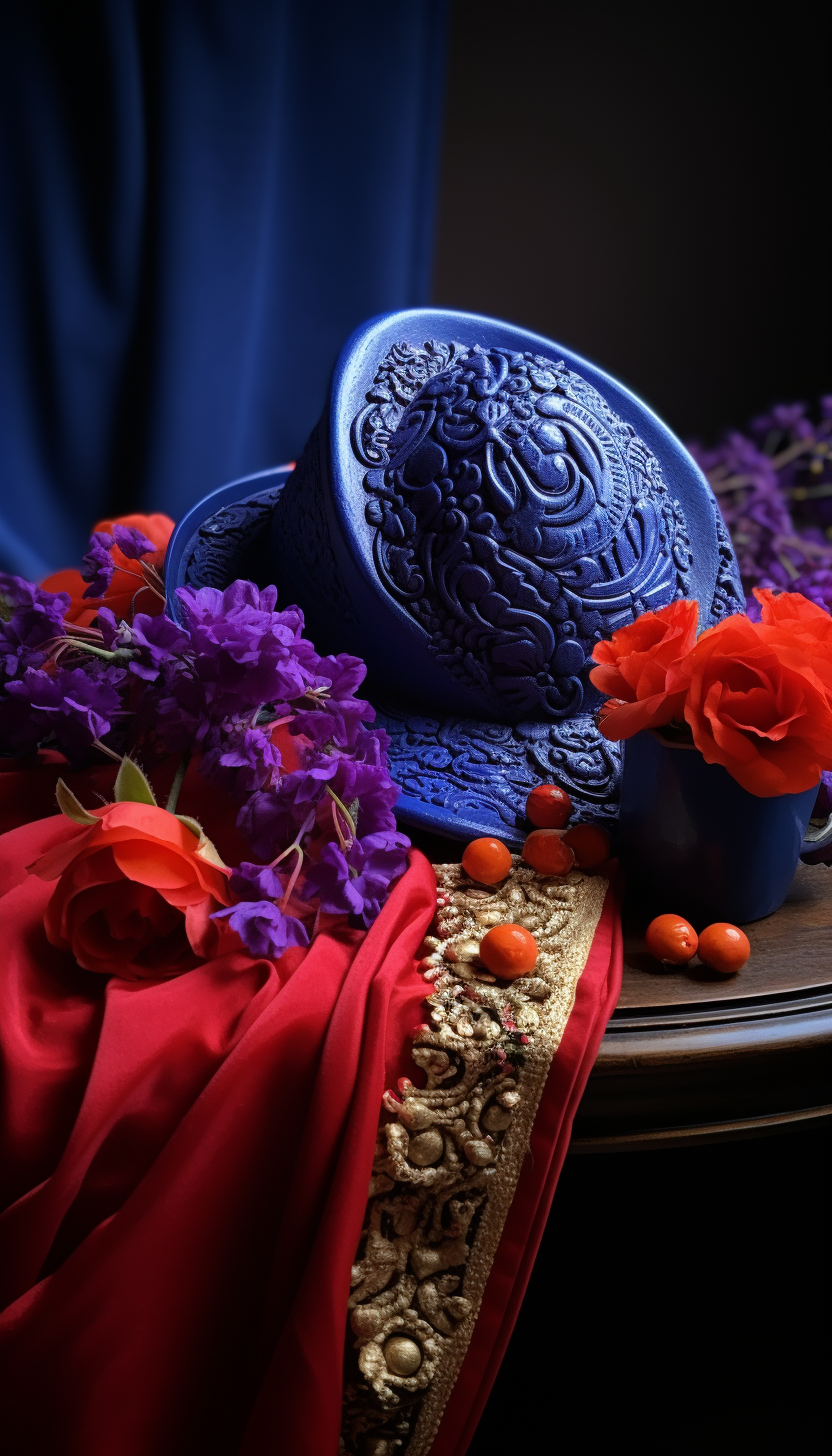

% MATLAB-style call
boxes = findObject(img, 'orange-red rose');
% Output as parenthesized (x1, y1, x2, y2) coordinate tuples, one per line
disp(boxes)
(666, 612, 832, 795)
(754, 588, 832, 704)
(591, 592, 832, 796)
(42, 512, 175, 627)
(589, 598, 699, 737)
(29, 801, 231, 979)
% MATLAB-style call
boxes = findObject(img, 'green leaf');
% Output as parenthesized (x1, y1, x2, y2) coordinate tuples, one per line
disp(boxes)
(113, 756, 157, 806)
(175, 814, 228, 870)
(175, 814, 203, 842)
(55, 778, 99, 826)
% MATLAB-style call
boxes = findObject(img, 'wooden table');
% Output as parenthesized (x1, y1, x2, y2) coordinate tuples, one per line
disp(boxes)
(571, 861, 832, 1151)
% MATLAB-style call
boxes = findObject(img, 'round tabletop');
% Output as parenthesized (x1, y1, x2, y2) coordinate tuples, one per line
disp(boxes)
(571, 861, 832, 1151)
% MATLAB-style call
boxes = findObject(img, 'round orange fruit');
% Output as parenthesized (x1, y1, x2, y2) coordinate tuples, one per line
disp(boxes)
(479, 923, 538, 979)
(697, 922, 750, 974)
(562, 823, 611, 869)
(526, 784, 572, 829)
(521, 829, 575, 877)
(461, 836, 512, 885)
(645, 914, 699, 965)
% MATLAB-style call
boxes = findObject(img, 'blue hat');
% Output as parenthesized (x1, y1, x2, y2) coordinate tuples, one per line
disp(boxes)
(166, 309, 742, 847)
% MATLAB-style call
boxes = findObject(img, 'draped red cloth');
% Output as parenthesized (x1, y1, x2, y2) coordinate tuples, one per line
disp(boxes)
(0, 784, 622, 1456)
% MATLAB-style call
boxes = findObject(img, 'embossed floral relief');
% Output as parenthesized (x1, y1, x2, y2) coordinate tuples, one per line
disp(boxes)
(353, 340, 693, 727)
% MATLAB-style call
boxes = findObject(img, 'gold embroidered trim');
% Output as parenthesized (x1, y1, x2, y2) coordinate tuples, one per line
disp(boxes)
(340, 857, 608, 1456)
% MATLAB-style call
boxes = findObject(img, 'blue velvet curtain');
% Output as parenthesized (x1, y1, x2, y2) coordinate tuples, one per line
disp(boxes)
(0, 1, 448, 577)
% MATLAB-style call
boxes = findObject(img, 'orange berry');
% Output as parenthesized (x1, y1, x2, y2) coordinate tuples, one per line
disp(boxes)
(479, 923, 538, 979)
(521, 829, 575, 877)
(562, 823, 611, 869)
(526, 783, 572, 829)
(697, 922, 750, 974)
(645, 914, 699, 965)
(461, 836, 512, 885)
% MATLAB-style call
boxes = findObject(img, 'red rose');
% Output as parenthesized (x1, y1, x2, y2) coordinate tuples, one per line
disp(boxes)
(666, 613, 832, 796)
(41, 511, 175, 627)
(29, 800, 231, 979)
(589, 598, 699, 739)
(754, 588, 832, 704)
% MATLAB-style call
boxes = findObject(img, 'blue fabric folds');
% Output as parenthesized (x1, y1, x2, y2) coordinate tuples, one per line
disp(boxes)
(0, 1, 447, 576)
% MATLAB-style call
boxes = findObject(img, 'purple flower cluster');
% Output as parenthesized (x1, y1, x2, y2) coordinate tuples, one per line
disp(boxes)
(0, 574, 69, 686)
(0, 575, 111, 758)
(124, 579, 410, 931)
(213, 863, 309, 958)
(0, 564, 410, 937)
(80, 524, 157, 599)
(3, 664, 125, 759)
(689, 396, 832, 611)
(303, 831, 410, 924)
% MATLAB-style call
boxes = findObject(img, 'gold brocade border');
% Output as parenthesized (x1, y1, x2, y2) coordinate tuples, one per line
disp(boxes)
(340, 858, 608, 1456)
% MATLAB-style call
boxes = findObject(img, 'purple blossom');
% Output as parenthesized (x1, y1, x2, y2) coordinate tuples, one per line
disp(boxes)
(213, 899, 309, 958)
(291, 695, 374, 750)
(0, 574, 69, 685)
(200, 723, 282, 800)
(290, 651, 374, 748)
(5, 664, 125, 761)
(81, 532, 116, 598)
(174, 581, 323, 717)
(236, 771, 321, 859)
(235, 733, 400, 861)
(112, 523, 157, 560)
(302, 831, 409, 925)
(228, 861, 287, 901)
(689, 397, 832, 602)
(99, 607, 190, 682)
(780, 564, 832, 615)
(314, 653, 367, 699)
(325, 757, 400, 839)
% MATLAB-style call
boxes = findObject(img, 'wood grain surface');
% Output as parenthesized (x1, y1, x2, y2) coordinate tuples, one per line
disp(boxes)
(409, 829, 832, 1149)
(618, 861, 832, 1008)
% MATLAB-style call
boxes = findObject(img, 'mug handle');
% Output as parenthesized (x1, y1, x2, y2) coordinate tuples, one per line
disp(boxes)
(801, 810, 832, 861)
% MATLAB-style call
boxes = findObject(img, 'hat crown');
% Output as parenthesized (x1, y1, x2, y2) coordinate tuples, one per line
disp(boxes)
(354, 339, 691, 723)
(166, 308, 744, 843)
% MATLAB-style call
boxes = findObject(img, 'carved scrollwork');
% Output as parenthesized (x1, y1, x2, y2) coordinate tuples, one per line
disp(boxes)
(341, 858, 609, 1455)
(184, 488, 282, 590)
(709, 495, 746, 620)
(354, 341, 693, 725)
(375, 706, 621, 841)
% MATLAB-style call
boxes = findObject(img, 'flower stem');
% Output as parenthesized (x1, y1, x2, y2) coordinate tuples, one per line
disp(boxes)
(71, 640, 134, 664)
(325, 784, 356, 843)
(92, 737, 123, 763)
(281, 848, 304, 909)
(165, 751, 190, 813)
(270, 806, 317, 868)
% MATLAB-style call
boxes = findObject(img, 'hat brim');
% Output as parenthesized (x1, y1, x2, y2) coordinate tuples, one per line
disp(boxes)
(165, 469, 611, 848)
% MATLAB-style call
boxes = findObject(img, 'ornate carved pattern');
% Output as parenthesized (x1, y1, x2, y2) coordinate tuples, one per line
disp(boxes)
(354, 341, 694, 724)
(271, 420, 357, 623)
(375, 706, 622, 841)
(341, 858, 608, 1455)
(709, 496, 746, 620)
(184, 489, 281, 590)
(351, 341, 465, 469)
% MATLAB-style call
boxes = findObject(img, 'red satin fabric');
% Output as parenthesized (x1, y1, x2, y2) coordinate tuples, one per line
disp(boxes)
(0, 782, 622, 1456)
(0, 812, 435, 1456)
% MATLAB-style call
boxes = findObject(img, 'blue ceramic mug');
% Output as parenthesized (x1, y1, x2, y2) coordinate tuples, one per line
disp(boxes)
(618, 730, 832, 926)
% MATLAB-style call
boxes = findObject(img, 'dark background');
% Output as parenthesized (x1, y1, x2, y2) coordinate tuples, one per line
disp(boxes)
(437, 6, 831, 1452)
(433, 2, 830, 444)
